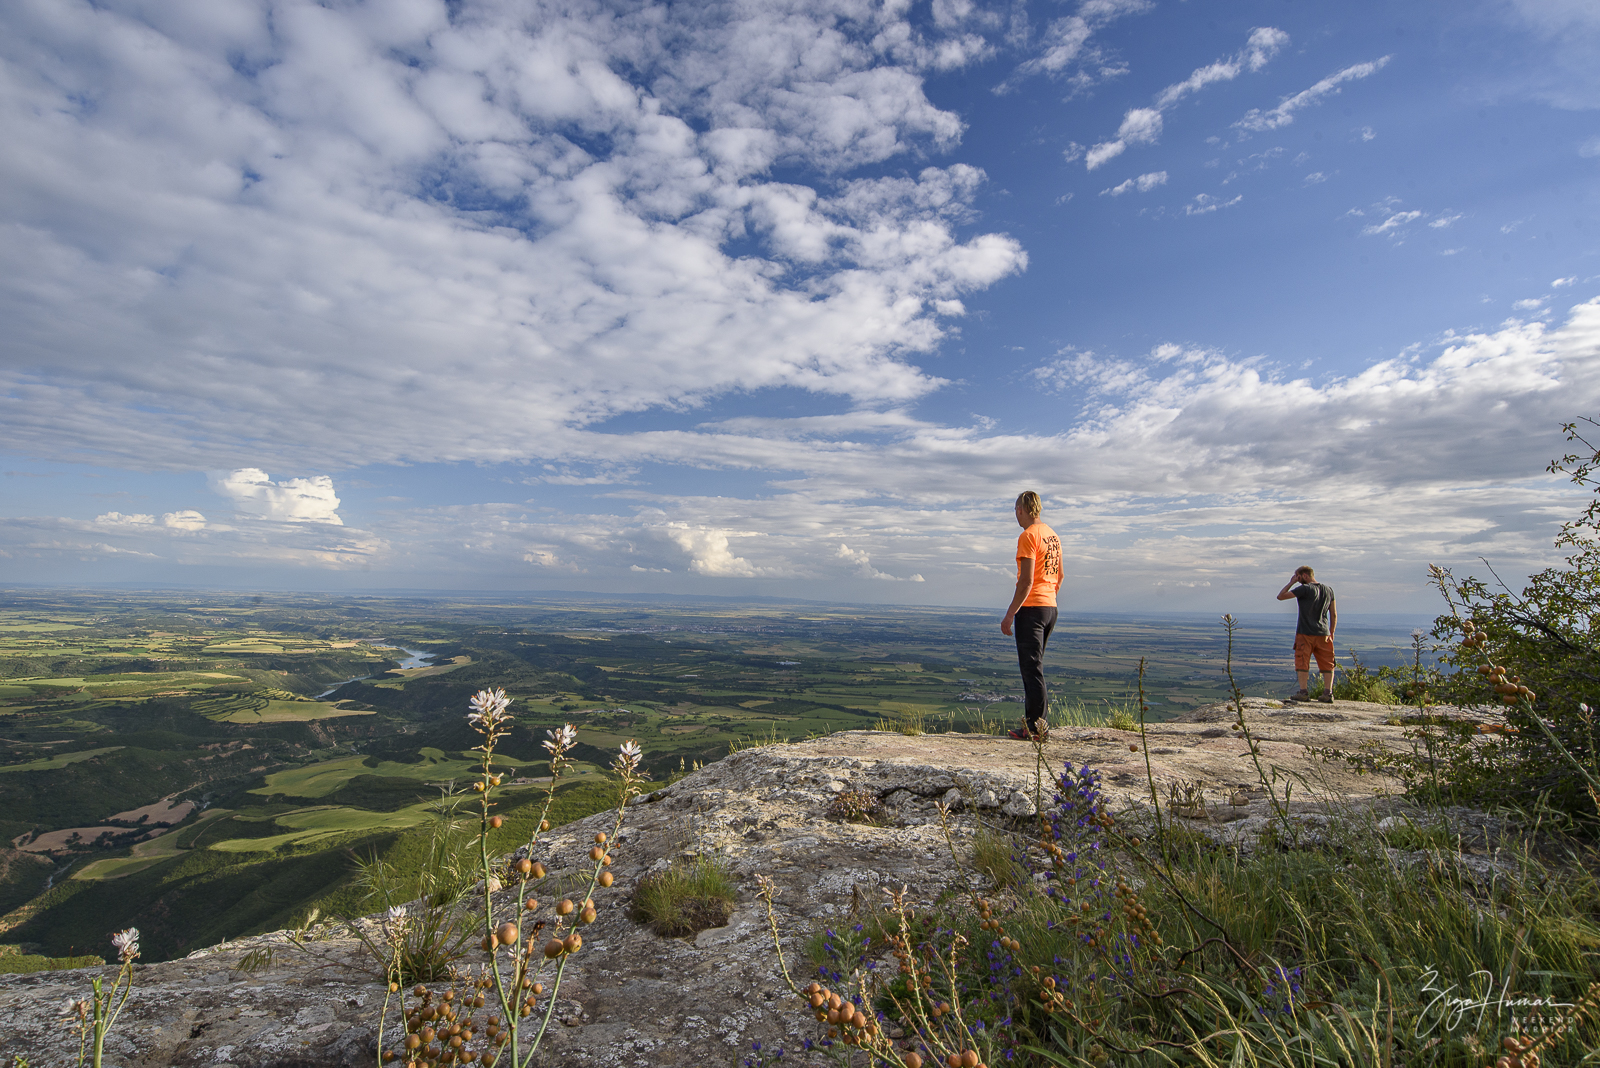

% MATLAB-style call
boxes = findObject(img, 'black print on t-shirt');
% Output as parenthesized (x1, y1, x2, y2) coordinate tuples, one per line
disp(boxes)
(1041, 536, 1061, 580)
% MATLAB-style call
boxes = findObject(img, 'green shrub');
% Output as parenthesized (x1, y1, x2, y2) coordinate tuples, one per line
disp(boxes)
(630, 854, 736, 937)
(1333, 651, 1399, 704)
(1425, 418, 1600, 823)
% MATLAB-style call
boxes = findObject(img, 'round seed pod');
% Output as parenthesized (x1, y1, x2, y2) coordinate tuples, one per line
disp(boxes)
(851, 1011, 867, 1028)
(532, 862, 547, 879)
(524, 896, 538, 910)
(405, 1036, 422, 1050)
(540, 820, 550, 831)
(594, 832, 607, 844)
(961, 1051, 980, 1068)
(563, 932, 582, 954)
(556, 899, 574, 915)
(579, 905, 597, 925)
(589, 846, 606, 861)
(488, 816, 503, 829)
(515, 859, 532, 876)
(543, 939, 564, 959)
(496, 923, 519, 946)
(905, 1056, 923, 1068)
(598, 871, 614, 887)
(532, 983, 543, 996)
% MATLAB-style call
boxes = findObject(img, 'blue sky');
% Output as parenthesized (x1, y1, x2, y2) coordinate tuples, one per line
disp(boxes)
(2, 0, 1598, 613)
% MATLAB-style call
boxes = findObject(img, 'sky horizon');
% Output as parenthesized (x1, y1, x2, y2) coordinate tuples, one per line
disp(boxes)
(3, 0, 1598, 613)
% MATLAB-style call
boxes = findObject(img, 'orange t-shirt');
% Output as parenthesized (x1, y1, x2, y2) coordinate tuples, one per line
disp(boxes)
(1016, 522, 1062, 607)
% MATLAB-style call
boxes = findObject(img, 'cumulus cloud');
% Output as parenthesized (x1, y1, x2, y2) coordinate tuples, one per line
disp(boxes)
(0, 0, 1025, 473)
(1086, 28, 1287, 169)
(1100, 171, 1167, 196)
(1234, 57, 1392, 132)
(836, 542, 925, 581)
(210, 469, 343, 525)
(664, 524, 777, 577)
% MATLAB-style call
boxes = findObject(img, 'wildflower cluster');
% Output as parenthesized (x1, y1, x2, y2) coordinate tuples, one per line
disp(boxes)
(371, 687, 647, 1068)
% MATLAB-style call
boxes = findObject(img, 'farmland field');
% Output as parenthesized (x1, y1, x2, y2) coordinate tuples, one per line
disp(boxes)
(0, 587, 1435, 963)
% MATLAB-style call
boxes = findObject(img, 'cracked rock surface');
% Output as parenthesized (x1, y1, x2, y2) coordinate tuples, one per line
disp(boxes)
(0, 699, 1487, 1067)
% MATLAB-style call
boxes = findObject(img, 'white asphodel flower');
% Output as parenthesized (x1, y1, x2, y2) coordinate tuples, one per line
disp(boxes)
(468, 688, 512, 730)
(387, 905, 407, 925)
(543, 724, 578, 755)
(111, 927, 140, 961)
(617, 739, 643, 772)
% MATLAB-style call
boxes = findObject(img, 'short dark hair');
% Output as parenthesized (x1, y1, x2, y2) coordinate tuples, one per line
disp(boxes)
(1016, 491, 1042, 518)
(1296, 565, 1315, 579)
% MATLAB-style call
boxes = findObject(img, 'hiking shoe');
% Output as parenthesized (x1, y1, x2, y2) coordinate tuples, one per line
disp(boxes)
(1318, 691, 1335, 704)
(1289, 689, 1310, 702)
(1008, 725, 1049, 742)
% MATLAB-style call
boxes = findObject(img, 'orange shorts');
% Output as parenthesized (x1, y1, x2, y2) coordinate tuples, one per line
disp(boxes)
(1294, 633, 1335, 672)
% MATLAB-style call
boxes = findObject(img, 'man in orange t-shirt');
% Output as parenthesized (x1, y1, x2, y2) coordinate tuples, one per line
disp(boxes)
(1001, 490, 1062, 740)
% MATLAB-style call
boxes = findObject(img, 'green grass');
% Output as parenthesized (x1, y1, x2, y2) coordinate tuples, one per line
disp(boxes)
(0, 746, 124, 773)
(251, 748, 517, 799)
(629, 854, 737, 937)
(209, 804, 436, 853)
(219, 699, 375, 723)
(0, 952, 106, 973)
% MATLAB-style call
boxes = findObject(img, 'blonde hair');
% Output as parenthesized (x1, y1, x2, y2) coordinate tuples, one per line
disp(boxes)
(1296, 565, 1315, 579)
(1016, 491, 1042, 519)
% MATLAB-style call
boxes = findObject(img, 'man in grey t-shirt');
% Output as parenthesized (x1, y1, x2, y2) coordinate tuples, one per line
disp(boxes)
(1276, 565, 1337, 702)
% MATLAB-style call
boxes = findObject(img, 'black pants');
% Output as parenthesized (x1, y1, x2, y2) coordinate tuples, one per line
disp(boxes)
(1014, 606, 1058, 728)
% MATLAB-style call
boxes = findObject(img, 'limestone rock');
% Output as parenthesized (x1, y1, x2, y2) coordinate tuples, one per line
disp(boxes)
(0, 699, 1484, 1067)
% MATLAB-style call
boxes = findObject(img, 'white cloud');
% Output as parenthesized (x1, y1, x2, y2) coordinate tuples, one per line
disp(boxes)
(162, 510, 207, 531)
(1085, 28, 1287, 169)
(10, 296, 1600, 607)
(1183, 193, 1242, 216)
(1429, 214, 1463, 228)
(664, 524, 776, 577)
(1153, 27, 1288, 108)
(1003, 0, 1152, 90)
(1357, 126, 1377, 142)
(1234, 56, 1392, 132)
(1362, 210, 1424, 236)
(1100, 170, 1168, 196)
(1513, 297, 1548, 310)
(1303, 171, 1327, 184)
(836, 543, 924, 581)
(95, 512, 154, 526)
(1582, 137, 1600, 158)
(210, 469, 344, 525)
(0, 0, 1025, 474)
(1085, 140, 1129, 170)
(1554, 277, 1578, 287)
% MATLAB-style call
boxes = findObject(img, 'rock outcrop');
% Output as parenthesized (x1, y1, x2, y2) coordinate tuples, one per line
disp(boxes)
(0, 700, 1477, 1067)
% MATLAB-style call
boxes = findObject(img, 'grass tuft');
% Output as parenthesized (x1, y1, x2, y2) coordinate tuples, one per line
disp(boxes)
(630, 854, 737, 938)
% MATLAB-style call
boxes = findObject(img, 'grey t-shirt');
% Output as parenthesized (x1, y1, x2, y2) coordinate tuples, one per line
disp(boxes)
(1293, 583, 1335, 636)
